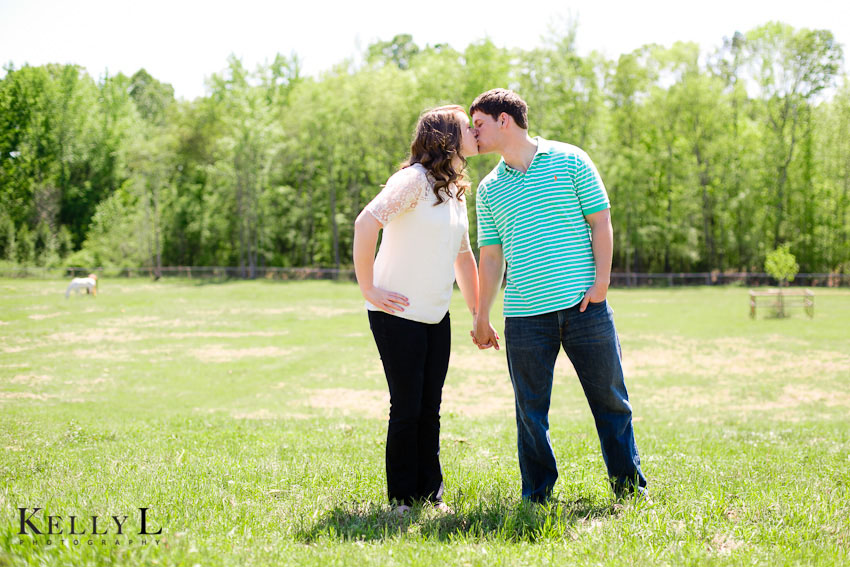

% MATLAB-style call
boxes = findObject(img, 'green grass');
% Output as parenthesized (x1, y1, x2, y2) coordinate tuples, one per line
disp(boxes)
(1, 278, 849, 566)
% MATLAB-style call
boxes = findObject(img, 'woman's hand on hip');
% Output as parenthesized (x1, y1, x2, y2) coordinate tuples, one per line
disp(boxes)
(362, 286, 409, 314)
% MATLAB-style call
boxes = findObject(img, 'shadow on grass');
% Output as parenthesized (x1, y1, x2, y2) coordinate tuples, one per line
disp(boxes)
(297, 497, 619, 543)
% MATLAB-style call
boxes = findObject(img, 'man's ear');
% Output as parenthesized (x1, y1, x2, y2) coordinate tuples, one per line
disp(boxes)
(498, 112, 511, 128)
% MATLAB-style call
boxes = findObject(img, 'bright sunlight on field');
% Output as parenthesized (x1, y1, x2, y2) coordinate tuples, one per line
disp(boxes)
(1, 279, 849, 566)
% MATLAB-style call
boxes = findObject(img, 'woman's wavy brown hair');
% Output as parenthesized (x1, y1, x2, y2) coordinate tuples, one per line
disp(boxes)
(401, 105, 470, 205)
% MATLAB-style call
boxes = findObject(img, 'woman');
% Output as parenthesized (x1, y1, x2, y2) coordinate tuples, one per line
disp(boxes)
(353, 105, 479, 513)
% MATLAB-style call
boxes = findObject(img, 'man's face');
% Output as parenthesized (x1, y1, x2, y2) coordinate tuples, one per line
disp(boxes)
(472, 111, 501, 155)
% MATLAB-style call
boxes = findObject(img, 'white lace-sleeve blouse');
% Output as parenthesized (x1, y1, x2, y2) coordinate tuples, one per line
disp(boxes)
(364, 163, 471, 324)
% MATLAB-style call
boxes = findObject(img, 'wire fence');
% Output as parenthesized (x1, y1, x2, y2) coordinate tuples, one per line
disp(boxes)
(3, 266, 850, 287)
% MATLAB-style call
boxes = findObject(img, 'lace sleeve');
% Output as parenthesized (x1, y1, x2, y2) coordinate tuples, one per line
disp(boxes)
(458, 230, 472, 254)
(364, 167, 430, 225)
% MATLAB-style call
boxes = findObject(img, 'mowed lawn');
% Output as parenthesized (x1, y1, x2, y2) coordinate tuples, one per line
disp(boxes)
(1, 278, 848, 566)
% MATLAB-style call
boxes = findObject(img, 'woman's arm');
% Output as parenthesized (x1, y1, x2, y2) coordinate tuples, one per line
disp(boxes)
(453, 248, 479, 317)
(353, 211, 409, 313)
(472, 244, 504, 350)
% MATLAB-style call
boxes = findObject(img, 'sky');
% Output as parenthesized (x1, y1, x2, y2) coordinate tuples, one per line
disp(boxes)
(1, 0, 847, 100)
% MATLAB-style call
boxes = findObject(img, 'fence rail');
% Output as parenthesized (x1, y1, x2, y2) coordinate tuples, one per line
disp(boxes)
(0, 266, 358, 282)
(3, 266, 850, 287)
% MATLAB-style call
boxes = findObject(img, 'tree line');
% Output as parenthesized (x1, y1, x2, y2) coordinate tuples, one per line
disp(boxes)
(1, 22, 848, 276)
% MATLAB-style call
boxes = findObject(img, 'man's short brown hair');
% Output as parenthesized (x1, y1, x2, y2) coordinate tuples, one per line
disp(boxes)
(469, 89, 528, 129)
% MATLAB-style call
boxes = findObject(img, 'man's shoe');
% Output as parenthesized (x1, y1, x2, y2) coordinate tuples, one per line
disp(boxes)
(615, 485, 651, 504)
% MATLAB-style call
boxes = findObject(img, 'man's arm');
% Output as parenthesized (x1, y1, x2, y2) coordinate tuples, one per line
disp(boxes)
(472, 244, 505, 350)
(579, 207, 613, 312)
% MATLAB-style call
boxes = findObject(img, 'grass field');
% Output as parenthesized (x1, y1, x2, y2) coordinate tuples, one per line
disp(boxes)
(1, 278, 849, 566)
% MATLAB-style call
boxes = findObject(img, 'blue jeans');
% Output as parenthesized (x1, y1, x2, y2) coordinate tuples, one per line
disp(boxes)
(504, 300, 646, 501)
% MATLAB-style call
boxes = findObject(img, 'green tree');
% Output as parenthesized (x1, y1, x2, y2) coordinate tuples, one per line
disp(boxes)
(809, 78, 850, 274)
(129, 69, 175, 123)
(15, 224, 34, 264)
(746, 22, 843, 250)
(518, 22, 602, 149)
(0, 213, 15, 262)
(765, 243, 799, 286)
(602, 47, 658, 272)
(367, 34, 420, 70)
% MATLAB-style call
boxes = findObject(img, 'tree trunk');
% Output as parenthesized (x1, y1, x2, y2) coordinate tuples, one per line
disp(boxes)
(236, 167, 247, 279)
(694, 144, 715, 270)
(328, 165, 340, 270)
(664, 143, 673, 273)
(152, 180, 162, 280)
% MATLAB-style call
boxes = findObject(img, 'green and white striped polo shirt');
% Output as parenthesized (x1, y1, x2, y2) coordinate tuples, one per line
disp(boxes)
(476, 137, 610, 317)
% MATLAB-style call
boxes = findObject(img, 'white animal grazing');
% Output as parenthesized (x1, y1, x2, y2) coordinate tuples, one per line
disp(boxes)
(65, 274, 98, 298)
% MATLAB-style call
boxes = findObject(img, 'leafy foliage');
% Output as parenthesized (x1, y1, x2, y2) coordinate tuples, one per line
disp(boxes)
(765, 244, 800, 285)
(0, 22, 848, 274)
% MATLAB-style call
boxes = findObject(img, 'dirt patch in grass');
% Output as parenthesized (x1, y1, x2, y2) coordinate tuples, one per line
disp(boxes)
(215, 306, 361, 318)
(61, 348, 132, 361)
(708, 533, 743, 555)
(737, 385, 850, 411)
(301, 306, 361, 318)
(28, 312, 67, 320)
(442, 373, 514, 417)
(0, 392, 54, 401)
(100, 316, 202, 329)
(102, 315, 161, 326)
(305, 387, 389, 419)
(624, 335, 850, 381)
(442, 351, 514, 416)
(299, 374, 517, 420)
(187, 309, 226, 316)
(64, 377, 113, 393)
(450, 350, 510, 374)
(190, 345, 297, 363)
(231, 408, 279, 420)
(225, 408, 313, 420)
(168, 331, 289, 338)
(453, 347, 580, 380)
(646, 380, 849, 415)
(644, 385, 734, 409)
(46, 328, 143, 344)
(8, 374, 52, 385)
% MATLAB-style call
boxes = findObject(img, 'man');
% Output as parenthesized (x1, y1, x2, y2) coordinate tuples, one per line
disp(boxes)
(470, 89, 647, 502)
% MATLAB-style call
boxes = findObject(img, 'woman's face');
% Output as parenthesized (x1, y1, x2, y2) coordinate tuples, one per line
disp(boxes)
(457, 111, 479, 159)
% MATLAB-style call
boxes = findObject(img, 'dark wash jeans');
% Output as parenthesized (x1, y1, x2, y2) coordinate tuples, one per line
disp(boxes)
(504, 300, 646, 502)
(368, 310, 450, 506)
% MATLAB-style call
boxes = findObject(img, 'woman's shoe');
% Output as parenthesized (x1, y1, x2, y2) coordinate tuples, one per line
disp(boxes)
(394, 504, 411, 515)
(432, 501, 452, 513)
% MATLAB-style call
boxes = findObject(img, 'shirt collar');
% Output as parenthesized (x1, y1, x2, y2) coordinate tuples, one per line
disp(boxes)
(497, 136, 550, 177)
(534, 136, 552, 155)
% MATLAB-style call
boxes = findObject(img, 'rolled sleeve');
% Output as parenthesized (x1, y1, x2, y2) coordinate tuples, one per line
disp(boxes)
(475, 185, 502, 247)
(573, 152, 610, 216)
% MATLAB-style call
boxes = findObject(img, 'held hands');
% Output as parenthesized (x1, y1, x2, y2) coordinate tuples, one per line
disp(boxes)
(362, 286, 409, 314)
(470, 316, 501, 350)
(579, 282, 608, 312)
